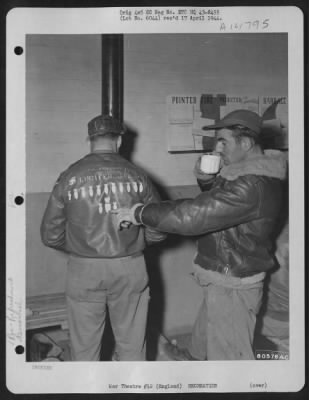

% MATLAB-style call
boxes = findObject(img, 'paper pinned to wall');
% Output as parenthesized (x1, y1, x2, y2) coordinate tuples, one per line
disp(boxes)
(167, 93, 287, 152)
(260, 96, 288, 149)
(242, 96, 260, 113)
(260, 96, 288, 124)
(192, 135, 204, 150)
(192, 114, 213, 134)
(168, 103, 194, 124)
(167, 123, 194, 151)
(220, 95, 259, 117)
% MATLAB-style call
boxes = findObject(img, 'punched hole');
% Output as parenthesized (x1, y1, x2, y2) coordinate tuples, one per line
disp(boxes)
(14, 46, 23, 55)
(15, 345, 24, 354)
(14, 196, 24, 205)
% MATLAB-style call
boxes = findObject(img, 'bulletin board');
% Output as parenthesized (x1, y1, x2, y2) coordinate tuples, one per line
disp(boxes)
(167, 94, 288, 152)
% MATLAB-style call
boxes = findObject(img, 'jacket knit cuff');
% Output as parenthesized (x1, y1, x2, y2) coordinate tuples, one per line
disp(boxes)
(133, 204, 145, 225)
(194, 168, 217, 182)
(131, 203, 144, 225)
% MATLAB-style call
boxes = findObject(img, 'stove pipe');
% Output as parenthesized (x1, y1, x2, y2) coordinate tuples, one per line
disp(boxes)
(101, 35, 124, 122)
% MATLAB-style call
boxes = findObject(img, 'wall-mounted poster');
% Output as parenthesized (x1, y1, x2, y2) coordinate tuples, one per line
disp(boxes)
(260, 96, 289, 149)
(167, 94, 288, 152)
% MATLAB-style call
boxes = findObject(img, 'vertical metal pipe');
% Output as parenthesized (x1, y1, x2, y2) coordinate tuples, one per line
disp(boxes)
(117, 36, 124, 123)
(101, 35, 124, 122)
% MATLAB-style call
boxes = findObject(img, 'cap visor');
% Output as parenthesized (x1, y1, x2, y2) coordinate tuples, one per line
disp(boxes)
(202, 122, 225, 130)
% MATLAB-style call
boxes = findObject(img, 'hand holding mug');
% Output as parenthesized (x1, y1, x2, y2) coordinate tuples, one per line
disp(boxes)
(200, 153, 221, 174)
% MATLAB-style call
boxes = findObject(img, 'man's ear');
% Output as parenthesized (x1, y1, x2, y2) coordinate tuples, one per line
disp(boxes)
(89, 138, 94, 152)
(241, 136, 253, 152)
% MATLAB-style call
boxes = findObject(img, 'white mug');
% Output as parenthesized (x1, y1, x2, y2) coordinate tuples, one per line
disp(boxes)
(200, 153, 221, 174)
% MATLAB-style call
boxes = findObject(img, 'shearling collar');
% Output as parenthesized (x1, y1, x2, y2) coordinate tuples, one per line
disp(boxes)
(219, 150, 287, 181)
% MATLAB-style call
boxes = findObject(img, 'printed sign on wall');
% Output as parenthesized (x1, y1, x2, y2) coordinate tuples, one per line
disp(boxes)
(167, 94, 288, 152)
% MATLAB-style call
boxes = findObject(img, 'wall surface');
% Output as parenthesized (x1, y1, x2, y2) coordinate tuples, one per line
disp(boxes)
(26, 33, 288, 192)
(26, 35, 102, 193)
(26, 33, 288, 334)
(123, 33, 288, 187)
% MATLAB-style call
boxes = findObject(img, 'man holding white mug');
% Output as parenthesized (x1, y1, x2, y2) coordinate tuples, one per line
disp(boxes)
(114, 109, 287, 360)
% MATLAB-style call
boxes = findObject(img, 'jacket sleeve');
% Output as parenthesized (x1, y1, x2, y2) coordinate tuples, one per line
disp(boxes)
(141, 176, 167, 244)
(197, 176, 216, 192)
(40, 177, 67, 252)
(139, 176, 261, 236)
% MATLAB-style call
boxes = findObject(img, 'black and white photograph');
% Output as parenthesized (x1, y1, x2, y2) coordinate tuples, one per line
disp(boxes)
(6, 6, 305, 394)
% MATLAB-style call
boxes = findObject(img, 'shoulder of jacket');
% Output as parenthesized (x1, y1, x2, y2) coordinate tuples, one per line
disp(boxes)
(65, 155, 91, 173)
(219, 176, 262, 202)
(54, 156, 89, 185)
(221, 174, 260, 187)
(232, 175, 282, 202)
(237, 174, 281, 188)
(124, 161, 149, 180)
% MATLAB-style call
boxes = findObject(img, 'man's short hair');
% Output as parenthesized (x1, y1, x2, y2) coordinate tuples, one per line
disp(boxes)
(89, 132, 120, 142)
(230, 125, 262, 146)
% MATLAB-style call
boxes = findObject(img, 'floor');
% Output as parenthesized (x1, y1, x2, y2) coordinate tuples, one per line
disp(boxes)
(27, 327, 288, 362)
(154, 329, 289, 361)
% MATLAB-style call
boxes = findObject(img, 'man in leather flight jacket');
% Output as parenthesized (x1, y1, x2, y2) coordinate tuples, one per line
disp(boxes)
(114, 110, 287, 360)
(40, 115, 166, 361)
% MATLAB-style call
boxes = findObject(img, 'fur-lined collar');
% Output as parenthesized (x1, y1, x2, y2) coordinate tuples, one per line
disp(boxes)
(219, 150, 287, 181)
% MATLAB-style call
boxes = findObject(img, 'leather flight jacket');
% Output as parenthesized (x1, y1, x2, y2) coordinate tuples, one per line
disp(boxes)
(135, 152, 287, 278)
(41, 151, 166, 258)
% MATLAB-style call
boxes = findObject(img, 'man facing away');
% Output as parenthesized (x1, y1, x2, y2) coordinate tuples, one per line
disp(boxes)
(40, 115, 166, 361)
(115, 109, 287, 360)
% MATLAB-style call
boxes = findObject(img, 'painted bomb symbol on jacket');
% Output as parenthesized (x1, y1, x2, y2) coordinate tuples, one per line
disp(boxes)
(96, 185, 101, 196)
(68, 176, 76, 186)
(105, 202, 111, 213)
(68, 180, 145, 215)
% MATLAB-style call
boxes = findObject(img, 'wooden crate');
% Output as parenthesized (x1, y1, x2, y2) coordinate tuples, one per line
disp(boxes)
(26, 292, 68, 331)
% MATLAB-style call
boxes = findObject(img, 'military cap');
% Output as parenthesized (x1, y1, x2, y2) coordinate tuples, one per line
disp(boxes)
(88, 115, 124, 137)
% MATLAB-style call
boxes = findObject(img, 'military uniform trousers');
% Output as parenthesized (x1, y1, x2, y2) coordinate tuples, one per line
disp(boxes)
(66, 253, 149, 361)
(189, 263, 264, 360)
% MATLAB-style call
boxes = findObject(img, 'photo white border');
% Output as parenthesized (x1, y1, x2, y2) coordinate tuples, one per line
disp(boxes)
(6, 6, 305, 394)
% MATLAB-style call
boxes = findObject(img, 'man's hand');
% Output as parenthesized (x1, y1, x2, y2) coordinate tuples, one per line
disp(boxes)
(193, 153, 221, 181)
(111, 208, 135, 230)
(194, 156, 215, 181)
(111, 203, 144, 230)
(119, 219, 132, 230)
